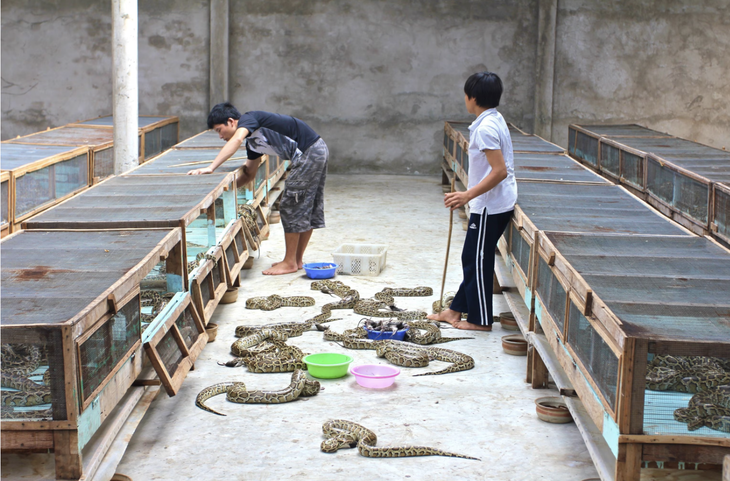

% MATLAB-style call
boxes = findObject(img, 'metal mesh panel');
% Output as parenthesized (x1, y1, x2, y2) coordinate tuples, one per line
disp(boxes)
(647, 157, 677, 204)
(144, 128, 162, 159)
(93, 147, 114, 179)
(255, 162, 266, 191)
(200, 275, 212, 310)
(568, 128, 577, 156)
(643, 348, 730, 438)
(574, 132, 598, 166)
(443, 131, 449, 153)
(160, 123, 178, 151)
(174, 308, 200, 350)
(14, 168, 53, 218)
(622, 151, 643, 187)
(456, 143, 463, 168)
(674, 173, 709, 224)
(714, 185, 730, 240)
(1, 179, 8, 224)
(211, 260, 223, 290)
(534, 257, 567, 333)
(448, 136, 454, 157)
(463, 150, 469, 174)
(0, 328, 65, 421)
(566, 302, 619, 411)
(234, 229, 245, 256)
(600, 143, 620, 176)
(79, 296, 140, 402)
(55, 154, 88, 198)
(156, 328, 184, 375)
(225, 244, 236, 273)
(509, 224, 530, 279)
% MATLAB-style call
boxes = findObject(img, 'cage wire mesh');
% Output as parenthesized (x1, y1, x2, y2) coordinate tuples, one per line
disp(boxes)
(644, 345, 730, 438)
(534, 257, 568, 334)
(1, 179, 8, 223)
(93, 147, 114, 179)
(509, 224, 530, 279)
(566, 302, 619, 412)
(79, 297, 140, 402)
(600, 143, 620, 176)
(1, 330, 64, 421)
(574, 131, 599, 166)
(174, 308, 200, 350)
(715, 185, 730, 239)
(199, 275, 212, 310)
(160, 123, 178, 151)
(622, 151, 643, 187)
(156, 328, 184, 376)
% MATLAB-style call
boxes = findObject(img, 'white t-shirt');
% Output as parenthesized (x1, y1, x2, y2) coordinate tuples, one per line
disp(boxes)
(467, 108, 518, 215)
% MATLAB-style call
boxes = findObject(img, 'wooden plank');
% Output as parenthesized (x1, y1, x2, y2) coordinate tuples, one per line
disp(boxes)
(564, 396, 617, 481)
(724, 454, 729, 481)
(617, 338, 646, 435)
(530, 346, 550, 389)
(0, 430, 54, 451)
(619, 435, 730, 448)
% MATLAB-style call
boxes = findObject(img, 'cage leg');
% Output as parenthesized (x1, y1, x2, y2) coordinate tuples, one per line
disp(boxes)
(526, 345, 534, 384)
(53, 430, 83, 480)
(616, 442, 642, 481)
(530, 346, 550, 389)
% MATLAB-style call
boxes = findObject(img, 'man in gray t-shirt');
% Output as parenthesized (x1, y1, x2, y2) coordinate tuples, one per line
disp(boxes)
(188, 102, 328, 276)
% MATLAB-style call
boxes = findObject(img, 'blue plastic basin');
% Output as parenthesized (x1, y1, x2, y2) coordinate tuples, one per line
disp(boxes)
(303, 262, 338, 279)
(365, 326, 409, 341)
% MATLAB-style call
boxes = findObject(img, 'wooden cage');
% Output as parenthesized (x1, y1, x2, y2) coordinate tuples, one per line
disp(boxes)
(189, 245, 228, 325)
(0, 228, 201, 480)
(5, 126, 115, 184)
(219, 219, 249, 287)
(567, 124, 672, 171)
(172, 129, 223, 150)
(21, 173, 238, 294)
(70, 115, 179, 162)
(129, 148, 245, 176)
(531, 231, 730, 481)
(0, 143, 91, 231)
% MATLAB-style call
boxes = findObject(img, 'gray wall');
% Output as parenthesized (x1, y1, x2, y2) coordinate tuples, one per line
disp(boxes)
(2, 1, 728, 174)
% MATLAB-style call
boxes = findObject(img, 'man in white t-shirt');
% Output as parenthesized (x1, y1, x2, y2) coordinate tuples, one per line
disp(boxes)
(428, 72, 517, 331)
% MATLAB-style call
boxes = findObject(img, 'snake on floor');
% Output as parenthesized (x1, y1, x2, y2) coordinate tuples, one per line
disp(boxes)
(320, 420, 479, 460)
(196, 369, 321, 416)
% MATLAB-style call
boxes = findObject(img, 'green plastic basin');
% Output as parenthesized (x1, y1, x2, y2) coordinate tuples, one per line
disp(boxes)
(303, 353, 353, 379)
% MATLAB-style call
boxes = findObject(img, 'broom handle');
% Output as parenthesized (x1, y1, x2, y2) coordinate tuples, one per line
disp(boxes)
(439, 177, 456, 309)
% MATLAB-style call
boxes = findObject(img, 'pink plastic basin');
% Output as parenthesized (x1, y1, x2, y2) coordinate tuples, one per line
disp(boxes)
(350, 364, 400, 388)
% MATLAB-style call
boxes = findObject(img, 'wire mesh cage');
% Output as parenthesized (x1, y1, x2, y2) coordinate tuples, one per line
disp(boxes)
(190, 245, 228, 325)
(1, 143, 90, 225)
(567, 124, 671, 170)
(219, 219, 248, 287)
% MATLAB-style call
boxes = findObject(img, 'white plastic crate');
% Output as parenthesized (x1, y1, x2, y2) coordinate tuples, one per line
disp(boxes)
(332, 243, 388, 276)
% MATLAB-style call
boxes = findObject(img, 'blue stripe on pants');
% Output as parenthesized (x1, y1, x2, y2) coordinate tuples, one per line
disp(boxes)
(449, 209, 513, 326)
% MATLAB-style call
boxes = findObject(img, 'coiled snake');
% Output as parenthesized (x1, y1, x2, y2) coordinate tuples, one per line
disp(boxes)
(196, 369, 321, 416)
(1, 344, 52, 418)
(321, 419, 479, 460)
(646, 355, 730, 394)
(673, 386, 730, 433)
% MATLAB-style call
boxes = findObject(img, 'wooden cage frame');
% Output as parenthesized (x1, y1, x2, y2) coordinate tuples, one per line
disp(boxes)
(1, 227, 186, 480)
(1, 170, 13, 238)
(219, 218, 249, 288)
(189, 245, 228, 326)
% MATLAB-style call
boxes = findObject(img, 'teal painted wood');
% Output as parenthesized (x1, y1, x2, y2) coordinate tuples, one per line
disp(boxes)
(141, 292, 186, 345)
(77, 391, 102, 451)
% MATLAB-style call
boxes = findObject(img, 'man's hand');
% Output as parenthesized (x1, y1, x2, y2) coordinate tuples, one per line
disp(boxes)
(444, 190, 471, 211)
(187, 167, 214, 175)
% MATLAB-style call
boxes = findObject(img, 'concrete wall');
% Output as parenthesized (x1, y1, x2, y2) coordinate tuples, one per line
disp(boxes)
(552, 0, 730, 151)
(2, 1, 728, 174)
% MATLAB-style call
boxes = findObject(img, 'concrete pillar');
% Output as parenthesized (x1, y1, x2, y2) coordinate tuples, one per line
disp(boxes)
(209, 0, 230, 109)
(533, 0, 558, 141)
(112, 0, 139, 174)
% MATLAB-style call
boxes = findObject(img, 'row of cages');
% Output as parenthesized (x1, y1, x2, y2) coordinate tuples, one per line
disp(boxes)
(1, 115, 180, 238)
(443, 120, 567, 188)
(1, 225, 251, 479)
(497, 194, 730, 479)
(0, 127, 293, 479)
(568, 124, 730, 246)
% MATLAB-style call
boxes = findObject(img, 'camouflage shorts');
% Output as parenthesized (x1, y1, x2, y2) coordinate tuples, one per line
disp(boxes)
(279, 138, 328, 233)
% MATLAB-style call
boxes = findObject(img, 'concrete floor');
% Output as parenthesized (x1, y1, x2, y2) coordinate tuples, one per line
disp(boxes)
(4, 175, 722, 481)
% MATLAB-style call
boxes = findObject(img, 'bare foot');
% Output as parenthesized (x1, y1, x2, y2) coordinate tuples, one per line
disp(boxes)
(427, 308, 462, 325)
(270, 260, 304, 269)
(262, 262, 299, 275)
(451, 320, 492, 331)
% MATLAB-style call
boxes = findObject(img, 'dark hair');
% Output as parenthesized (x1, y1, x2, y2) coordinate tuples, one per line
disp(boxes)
(207, 102, 241, 128)
(464, 72, 503, 109)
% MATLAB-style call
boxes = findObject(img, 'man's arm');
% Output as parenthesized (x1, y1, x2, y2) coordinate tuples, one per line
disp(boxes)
(443, 149, 508, 210)
(238, 156, 262, 186)
(188, 127, 249, 175)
